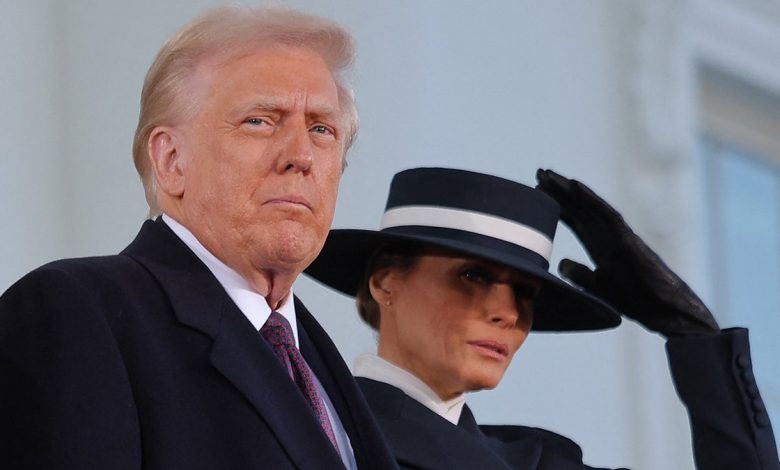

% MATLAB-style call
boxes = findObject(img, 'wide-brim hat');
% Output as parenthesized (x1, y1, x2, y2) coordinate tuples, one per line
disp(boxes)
(305, 167, 621, 331)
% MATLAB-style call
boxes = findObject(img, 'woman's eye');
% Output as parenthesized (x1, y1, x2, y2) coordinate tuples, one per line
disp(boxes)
(461, 267, 494, 285)
(513, 283, 539, 301)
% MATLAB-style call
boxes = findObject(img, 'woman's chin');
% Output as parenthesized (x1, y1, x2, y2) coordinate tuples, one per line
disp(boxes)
(464, 373, 504, 393)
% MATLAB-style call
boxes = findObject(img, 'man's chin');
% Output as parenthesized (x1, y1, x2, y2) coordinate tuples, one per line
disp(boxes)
(262, 235, 320, 271)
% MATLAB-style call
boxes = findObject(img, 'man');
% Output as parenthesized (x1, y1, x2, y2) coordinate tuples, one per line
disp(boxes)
(0, 6, 396, 470)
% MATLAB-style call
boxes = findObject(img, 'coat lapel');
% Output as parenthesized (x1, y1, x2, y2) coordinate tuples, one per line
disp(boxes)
(296, 300, 398, 470)
(122, 219, 343, 469)
(357, 378, 523, 470)
(480, 423, 588, 470)
(207, 309, 344, 469)
(457, 406, 542, 470)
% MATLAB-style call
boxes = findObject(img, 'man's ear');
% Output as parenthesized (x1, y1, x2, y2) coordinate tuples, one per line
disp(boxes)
(148, 126, 186, 197)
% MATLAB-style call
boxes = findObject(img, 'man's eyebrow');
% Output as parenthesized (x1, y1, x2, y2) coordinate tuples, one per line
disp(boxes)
(310, 104, 338, 115)
(233, 98, 339, 118)
(236, 99, 286, 113)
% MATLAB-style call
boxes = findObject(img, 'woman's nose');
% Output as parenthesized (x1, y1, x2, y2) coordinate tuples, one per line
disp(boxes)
(486, 284, 520, 328)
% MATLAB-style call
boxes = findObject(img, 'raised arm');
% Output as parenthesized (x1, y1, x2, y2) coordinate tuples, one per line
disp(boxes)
(535, 168, 718, 338)
(536, 168, 779, 469)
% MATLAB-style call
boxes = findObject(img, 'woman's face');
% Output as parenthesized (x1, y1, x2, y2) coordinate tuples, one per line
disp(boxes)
(373, 250, 539, 400)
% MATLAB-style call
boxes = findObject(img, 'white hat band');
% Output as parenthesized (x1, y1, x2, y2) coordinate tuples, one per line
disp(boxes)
(380, 205, 553, 261)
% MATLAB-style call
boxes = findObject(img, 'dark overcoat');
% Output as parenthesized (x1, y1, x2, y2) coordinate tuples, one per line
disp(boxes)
(357, 328, 779, 469)
(0, 218, 398, 470)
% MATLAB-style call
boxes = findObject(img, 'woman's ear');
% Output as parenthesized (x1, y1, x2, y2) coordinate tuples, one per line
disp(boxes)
(368, 267, 394, 306)
(148, 126, 186, 197)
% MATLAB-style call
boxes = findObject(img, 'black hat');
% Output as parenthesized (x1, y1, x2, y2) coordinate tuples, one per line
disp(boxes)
(305, 167, 621, 331)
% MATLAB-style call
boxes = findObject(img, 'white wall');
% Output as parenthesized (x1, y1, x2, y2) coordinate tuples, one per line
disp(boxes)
(1, 1, 66, 286)
(3, 1, 779, 468)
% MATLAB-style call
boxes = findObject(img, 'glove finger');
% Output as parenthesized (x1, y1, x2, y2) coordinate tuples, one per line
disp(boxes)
(537, 169, 634, 263)
(536, 169, 625, 233)
(558, 259, 596, 292)
(535, 169, 577, 217)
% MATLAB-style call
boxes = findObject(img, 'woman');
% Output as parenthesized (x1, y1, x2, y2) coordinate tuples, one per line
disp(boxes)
(306, 167, 778, 469)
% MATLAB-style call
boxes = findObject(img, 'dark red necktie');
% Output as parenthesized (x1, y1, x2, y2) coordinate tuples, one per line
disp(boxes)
(260, 312, 340, 452)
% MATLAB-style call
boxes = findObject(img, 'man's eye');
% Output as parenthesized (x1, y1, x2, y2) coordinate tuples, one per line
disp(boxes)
(461, 267, 494, 285)
(244, 118, 269, 126)
(311, 124, 334, 135)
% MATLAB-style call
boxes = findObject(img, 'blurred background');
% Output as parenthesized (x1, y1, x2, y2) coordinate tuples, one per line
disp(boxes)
(2, 0, 779, 468)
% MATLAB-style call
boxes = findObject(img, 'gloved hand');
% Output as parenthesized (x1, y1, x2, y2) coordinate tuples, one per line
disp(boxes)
(536, 168, 720, 338)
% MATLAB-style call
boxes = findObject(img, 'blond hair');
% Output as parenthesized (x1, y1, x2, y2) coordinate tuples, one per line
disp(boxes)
(132, 6, 358, 215)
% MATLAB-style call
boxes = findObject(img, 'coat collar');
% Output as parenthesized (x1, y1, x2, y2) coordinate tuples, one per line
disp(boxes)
(357, 378, 593, 470)
(122, 219, 344, 469)
(357, 378, 539, 470)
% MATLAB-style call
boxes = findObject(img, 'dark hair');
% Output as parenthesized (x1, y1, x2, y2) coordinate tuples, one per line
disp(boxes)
(356, 242, 423, 330)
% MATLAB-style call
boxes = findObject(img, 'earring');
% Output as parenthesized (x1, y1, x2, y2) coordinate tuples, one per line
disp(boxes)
(382, 288, 392, 307)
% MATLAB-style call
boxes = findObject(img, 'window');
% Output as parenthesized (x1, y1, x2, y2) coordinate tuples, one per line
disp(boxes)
(700, 66, 780, 429)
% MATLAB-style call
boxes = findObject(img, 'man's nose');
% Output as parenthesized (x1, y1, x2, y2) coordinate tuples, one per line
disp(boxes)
(275, 121, 313, 173)
(486, 284, 520, 328)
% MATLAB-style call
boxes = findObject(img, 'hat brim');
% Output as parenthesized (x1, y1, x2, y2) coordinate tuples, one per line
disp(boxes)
(305, 229, 621, 332)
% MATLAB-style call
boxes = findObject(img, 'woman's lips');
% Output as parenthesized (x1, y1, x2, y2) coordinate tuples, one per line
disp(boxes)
(468, 340, 509, 359)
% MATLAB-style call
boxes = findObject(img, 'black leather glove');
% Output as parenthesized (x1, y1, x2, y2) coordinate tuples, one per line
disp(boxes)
(535, 168, 720, 338)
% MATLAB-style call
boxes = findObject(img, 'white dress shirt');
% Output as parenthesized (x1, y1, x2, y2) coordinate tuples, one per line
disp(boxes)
(353, 353, 467, 425)
(162, 215, 356, 469)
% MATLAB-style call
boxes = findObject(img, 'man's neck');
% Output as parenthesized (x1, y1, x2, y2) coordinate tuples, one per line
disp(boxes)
(161, 212, 299, 308)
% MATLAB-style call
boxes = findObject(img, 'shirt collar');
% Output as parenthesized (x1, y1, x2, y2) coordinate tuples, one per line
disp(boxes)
(161, 214, 298, 346)
(353, 353, 466, 425)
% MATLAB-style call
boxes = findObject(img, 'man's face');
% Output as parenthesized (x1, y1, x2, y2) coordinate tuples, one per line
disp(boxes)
(174, 46, 344, 288)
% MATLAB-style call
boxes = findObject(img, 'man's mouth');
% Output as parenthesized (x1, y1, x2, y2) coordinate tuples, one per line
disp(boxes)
(265, 196, 312, 210)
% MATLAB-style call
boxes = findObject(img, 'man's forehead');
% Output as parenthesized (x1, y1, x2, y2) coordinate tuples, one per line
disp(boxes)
(208, 47, 337, 92)
(208, 42, 333, 76)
